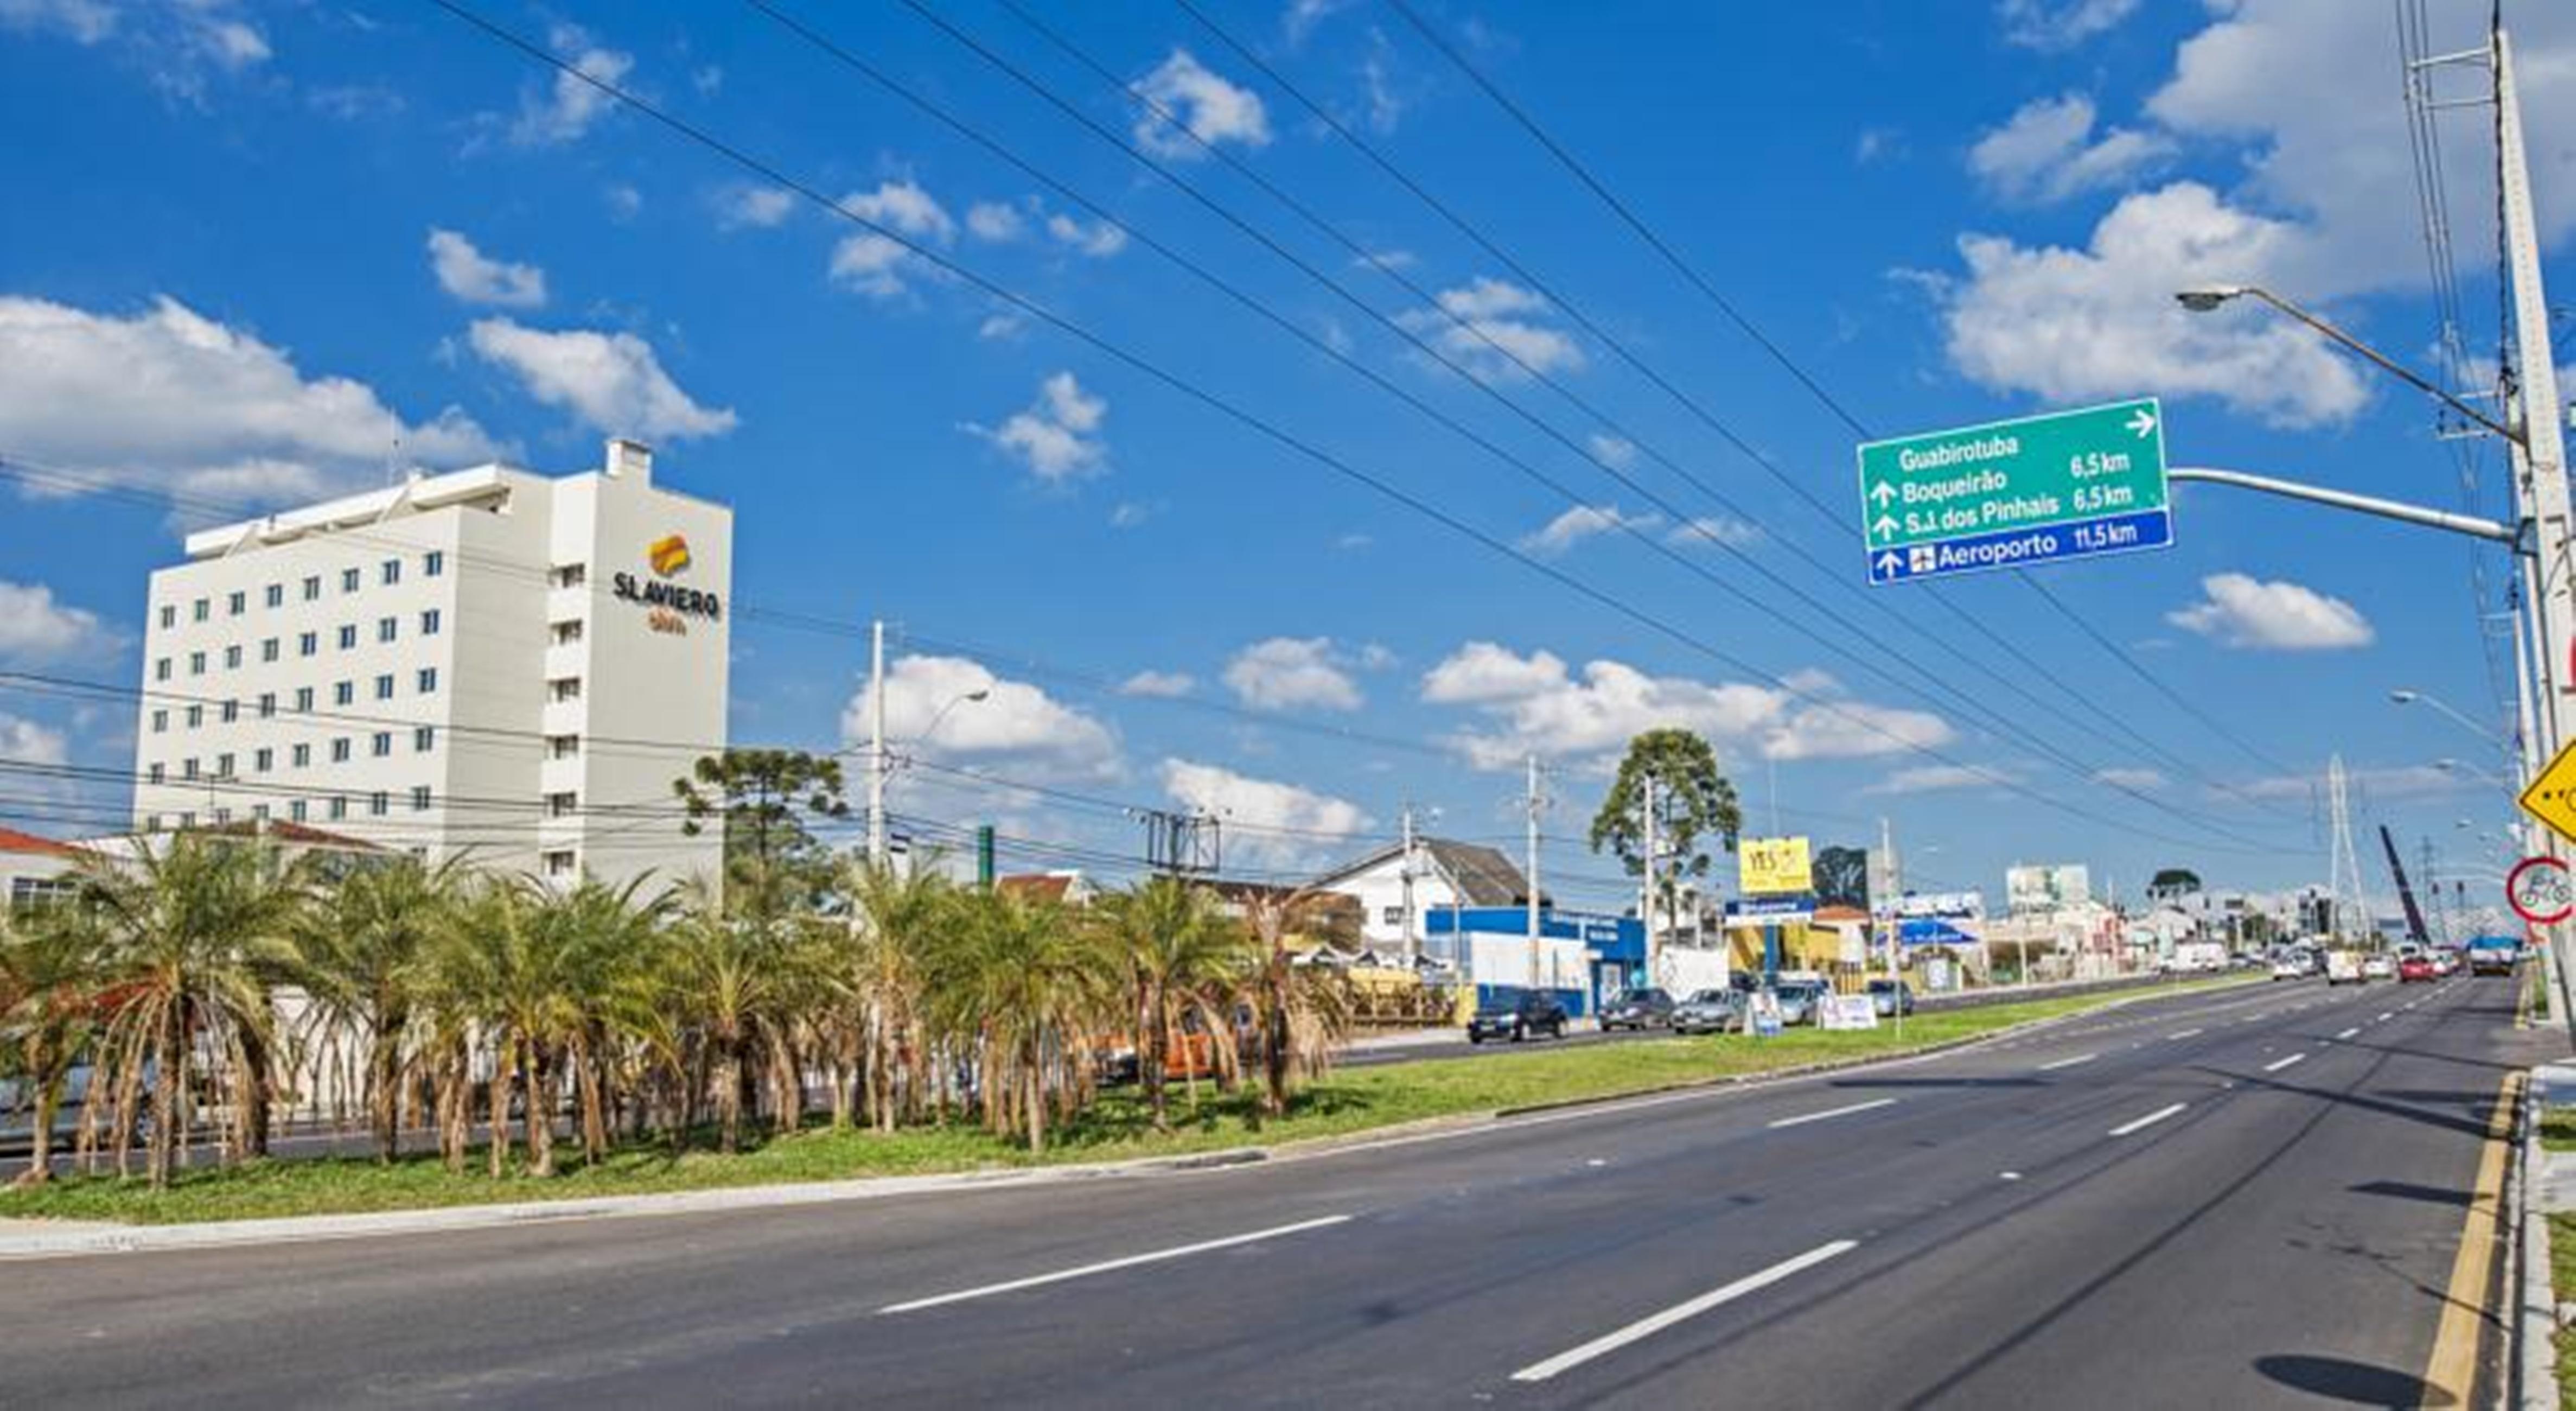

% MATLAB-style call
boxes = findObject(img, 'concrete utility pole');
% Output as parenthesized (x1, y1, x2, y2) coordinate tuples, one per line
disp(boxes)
(1398, 801, 1419, 965)
(1524, 754, 1545, 988)
(867, 617, 888, 869)
(1641, 774, 1659, 988)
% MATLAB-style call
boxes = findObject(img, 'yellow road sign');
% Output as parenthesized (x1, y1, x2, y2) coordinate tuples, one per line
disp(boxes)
(2518, 740, 2576, 842)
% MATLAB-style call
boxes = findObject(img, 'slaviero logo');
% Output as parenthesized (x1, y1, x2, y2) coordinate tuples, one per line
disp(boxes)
(613, 533, 722, 637)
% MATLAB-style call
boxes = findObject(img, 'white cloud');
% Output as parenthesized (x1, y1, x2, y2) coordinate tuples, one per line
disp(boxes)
(1, 1, 270, 100)
(0, 580, 101, 662)
(1864, 764, 2014, 796)
(842, 654, 1120, 783)
(2235, 762, 2464, 803)
(1158, 758, 1371, 866)
(1936, 3, 2576, 427)
(1668, 514, 1762, 549)
(1586, 433, 1636, 468)
(715, 186, 796, 231)
(964, 371, 1108, 482)
(1119, 670, 1196, 698)
(2094, 767, 2168, 791)
(1397, 277, 1583, 380)
(1224, 637, 1362, 712)
(1519, 503, 1659, 556)
(977, 311, 1028, 342)
(1420, 641, 1953, 771)
(1969, 93, 2172, 203)
(1133, 49, 1273, 158)
(829, 179, 957, 298)
(1998, 0, 2141, 51)
(0, 711, 67, 768)
(0, 295, 503, 509)
(2167, 571, 2373, 650)
(467, 318, 737, 441)
(1045, 212, 1129, 258)
(1282, 0, 1354, 46)
(425, 229, 547, 309)
(602, 184, 643, 223)
(1854, 127, 1903, 164)
(966, 200, 1024, 242)
(509, 26, 632, 147)
(1108, 501, 1154, 529)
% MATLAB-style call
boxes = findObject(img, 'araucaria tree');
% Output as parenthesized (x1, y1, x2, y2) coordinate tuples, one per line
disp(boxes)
(1589, 729, 1744, 918)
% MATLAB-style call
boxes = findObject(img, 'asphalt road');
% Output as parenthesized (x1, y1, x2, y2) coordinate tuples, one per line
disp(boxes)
(1, 973, 2547, 1408)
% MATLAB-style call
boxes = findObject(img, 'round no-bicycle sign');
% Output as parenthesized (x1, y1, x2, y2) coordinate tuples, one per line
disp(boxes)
(2508, 855, 2573, 926)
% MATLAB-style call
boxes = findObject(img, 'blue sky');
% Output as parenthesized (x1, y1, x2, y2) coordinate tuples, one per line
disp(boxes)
(3, 0, 2574, 912)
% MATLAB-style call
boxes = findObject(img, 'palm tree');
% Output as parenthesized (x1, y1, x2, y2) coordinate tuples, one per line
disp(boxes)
(1095, 878, 1254, 1129)
(290, 855, 466, 1164)
(838, 857, 951, 1134)
(0, 902, 103, 1187)
(926, 888, 1115, 1154)
(74, 833, 310, 1188)
(1239, 888, 1354, 1120)
(660, 876, 793, 1154)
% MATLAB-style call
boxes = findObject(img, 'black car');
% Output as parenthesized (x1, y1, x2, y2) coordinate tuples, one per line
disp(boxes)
(1466, 990, 1569, 1044)
(1865, 978, 1916, 1017)
(1598, 987, 1675, 1032)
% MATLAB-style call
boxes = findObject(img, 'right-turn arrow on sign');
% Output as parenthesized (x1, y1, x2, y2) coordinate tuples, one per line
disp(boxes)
(1854, 397, 2175, 586)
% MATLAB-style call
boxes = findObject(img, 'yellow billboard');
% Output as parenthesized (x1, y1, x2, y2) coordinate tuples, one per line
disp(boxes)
(1738, 836, 1813, 896)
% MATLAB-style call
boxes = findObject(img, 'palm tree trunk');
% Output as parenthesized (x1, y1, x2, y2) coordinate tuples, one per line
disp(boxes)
(15, 1051, 58, 1189)
(370, 1027, 401, 1166)
(487, 1041, 514, 1179)
(718, 1047, 742, 1155)
(148, 1007, 181, 1189)
(239, 1023, 275, 1160)
(575, 1039, 609, 1165)
(1142, 978, 1168, 1132)
(1023, 1048, 1045, 1155)
(527, 1042, 556, 1178)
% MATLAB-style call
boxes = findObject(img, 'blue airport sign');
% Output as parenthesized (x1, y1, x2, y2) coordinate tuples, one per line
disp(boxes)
(1866, 507, 2173, 585)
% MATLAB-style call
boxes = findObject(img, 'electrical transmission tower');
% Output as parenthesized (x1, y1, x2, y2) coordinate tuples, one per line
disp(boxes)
(2326, 755, 2371, 944)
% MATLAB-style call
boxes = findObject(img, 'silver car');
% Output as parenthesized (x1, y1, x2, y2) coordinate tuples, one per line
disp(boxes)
(1672, 988, 1745, 1034)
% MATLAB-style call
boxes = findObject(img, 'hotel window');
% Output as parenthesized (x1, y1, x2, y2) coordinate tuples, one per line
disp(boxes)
(253, 747, 273, 773)
(146, 762, 164, 785)
(373, 673, 394, 701)
(157, 605, 175, 630)
(219, 699, 238, 724)
(150, 709, 168, 734)
(551, 563, 587, 589)
(192, 598, 208, 622)
(223, 645, 241, 670)
(341, 567, 360, 593)
(302, 575, 321, 602)
(380, 559, 400, 586)
(330, 738, 351, 764)
(547, 734, 578, 760)
(182, 758, 199, 780)
(299, 631, 318, 658)
(420, 608, 442, 636)
(371, 732, 391, 758)
(226, 590, 245, 616)
(546, 791, 578, 818)
(337, 624, 357, 650)
(215, 752, 234, 778)
(290, 800, 308, 823)
(178, 811, 196, 830)
(264, 583, 283, 609)
(188, 651, 205, 676)
(250, 804, 269, 824)
(417, 667, 438, 695)
(548, 677, 582, 703)
(257, 692, 275, 719)
(368, 791, 388, 817)
(291, 742, 311, 768)
(551, 620, 584, 645)
(294, 687, 314, 713)
(424, 550, 445, 577)
(410, 785, 431, 812)
(542, 850, 576, 878)
(211, 807, 231, 825)
(260, 638, 279, 664)
(155, 657, 171, 682)
(377, 616, 397, 644)
(413, 726, 436, 752)
(328, 797, 347, 821)
(184, 704, 203, 729)
(334, 682, 354, 707)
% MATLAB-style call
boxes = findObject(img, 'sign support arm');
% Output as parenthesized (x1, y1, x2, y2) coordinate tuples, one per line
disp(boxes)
(2167, 467, 2522, 547)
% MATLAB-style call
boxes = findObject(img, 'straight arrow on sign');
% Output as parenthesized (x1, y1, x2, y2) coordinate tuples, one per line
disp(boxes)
(1870, 481, 1896, 507)
(1874, 551, 1903, 577)
(1872, 514, 1899, 540)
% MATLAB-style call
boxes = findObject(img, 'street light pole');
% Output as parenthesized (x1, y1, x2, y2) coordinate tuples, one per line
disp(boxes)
(868, 618, 888, 869)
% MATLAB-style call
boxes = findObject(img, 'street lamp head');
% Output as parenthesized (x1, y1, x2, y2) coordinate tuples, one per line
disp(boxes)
(964, 689, 992, 703)
(2175, 286, 2248, 313)
(2434, 758, 2460, 772)
(2390, 689, 2420, 705)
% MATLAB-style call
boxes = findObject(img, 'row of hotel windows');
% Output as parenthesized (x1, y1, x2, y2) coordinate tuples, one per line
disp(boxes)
(154, 609, 443, 679)
(147, 787, 437, 827)
(148, 726, 438, 780)
(148, 671, 440, 733)
(155, 553, 447, 630)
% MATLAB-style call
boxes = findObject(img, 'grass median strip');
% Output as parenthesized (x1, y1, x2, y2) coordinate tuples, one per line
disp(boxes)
(0, 976, 2260, 1228)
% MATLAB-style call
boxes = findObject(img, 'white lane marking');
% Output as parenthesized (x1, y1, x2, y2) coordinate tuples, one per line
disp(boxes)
(2108, 1103, 2189, 1137)
(2262, 1053, 2306, 1073)
(2335, 1027, 2360, 1040)
(2377, 1012, 2395, 1022)
(2168, 1028, 2204, 1040)
(1999, 1171, 2022, 1181)
(879, 1215, 1352, 1313)
(2038, 1053, 2098, 1071)
(1511, 1240, 1859, 1383)
(1768, 1098, 1898, 1129)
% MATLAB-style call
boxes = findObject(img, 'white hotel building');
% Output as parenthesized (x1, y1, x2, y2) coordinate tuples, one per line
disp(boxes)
(129, 439, 731, 892)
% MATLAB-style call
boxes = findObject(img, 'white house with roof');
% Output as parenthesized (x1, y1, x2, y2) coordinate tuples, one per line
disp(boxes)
(1308, 837, 1543, 954)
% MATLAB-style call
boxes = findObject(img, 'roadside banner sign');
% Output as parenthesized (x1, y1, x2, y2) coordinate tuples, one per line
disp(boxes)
(1820, 993, 1879, 1031)
(1724, 895, 1816, 927)
(2519, 739, 2576, 843)
(1748, 989, 1785, 1038)
(1857, 398, 2172, 585)
(2508, 855, 2573, 926)
(1739, 836, 1813, 895)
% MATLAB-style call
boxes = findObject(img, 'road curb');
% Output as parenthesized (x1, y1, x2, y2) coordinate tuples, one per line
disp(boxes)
(2514, 1083, 2555, 1411)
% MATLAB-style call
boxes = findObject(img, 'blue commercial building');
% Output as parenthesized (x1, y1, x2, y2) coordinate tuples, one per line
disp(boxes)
(1426, 906, 1647, 1015)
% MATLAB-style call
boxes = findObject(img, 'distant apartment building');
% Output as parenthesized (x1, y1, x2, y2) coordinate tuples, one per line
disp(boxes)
(127, 439, 731, 892)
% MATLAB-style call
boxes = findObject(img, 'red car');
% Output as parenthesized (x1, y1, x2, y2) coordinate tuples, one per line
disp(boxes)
(2397, 955, 2437, 983)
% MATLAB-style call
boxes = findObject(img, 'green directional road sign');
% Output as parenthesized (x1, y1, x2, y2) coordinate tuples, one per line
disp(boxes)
(1855, 398, 2173, 584)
